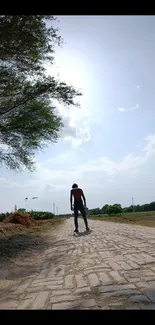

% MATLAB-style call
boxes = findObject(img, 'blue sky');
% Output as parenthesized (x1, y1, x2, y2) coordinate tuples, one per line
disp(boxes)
(1, 15, 155, 213)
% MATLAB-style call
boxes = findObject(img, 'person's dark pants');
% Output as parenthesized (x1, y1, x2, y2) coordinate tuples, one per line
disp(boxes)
(74, 201, 88, 230)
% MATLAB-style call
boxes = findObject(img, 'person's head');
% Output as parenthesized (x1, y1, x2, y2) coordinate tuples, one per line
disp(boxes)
(72, 183, 78, 189)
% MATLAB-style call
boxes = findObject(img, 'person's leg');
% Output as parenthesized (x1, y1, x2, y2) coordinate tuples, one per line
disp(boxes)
(79, 204, 89, 230)
(74, 206, 79, 231)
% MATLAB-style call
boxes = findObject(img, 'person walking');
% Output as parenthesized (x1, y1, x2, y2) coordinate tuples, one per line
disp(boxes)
(70, 183, 90, 233)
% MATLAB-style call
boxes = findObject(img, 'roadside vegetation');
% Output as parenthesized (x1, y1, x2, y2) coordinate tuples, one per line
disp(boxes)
(88, 211, 155, 228)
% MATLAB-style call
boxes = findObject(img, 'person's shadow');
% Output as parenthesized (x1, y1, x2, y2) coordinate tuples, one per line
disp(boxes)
(73, 230, 92, 237)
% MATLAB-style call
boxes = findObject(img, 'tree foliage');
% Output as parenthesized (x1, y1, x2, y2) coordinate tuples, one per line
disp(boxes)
(101, 204, 109, 214)
(89, 201, 155, 216)
(107, 204, 122, 215)
(0, 15, 82, 171)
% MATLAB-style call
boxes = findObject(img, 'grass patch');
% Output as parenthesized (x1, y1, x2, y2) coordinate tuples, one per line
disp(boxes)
(88, 212, 155, 228)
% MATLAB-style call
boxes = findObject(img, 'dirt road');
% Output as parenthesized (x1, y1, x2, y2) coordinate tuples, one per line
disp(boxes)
(0, 218, 155, 309)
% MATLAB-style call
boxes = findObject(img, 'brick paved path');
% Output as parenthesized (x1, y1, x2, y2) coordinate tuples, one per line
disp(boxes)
(1, 218, 155, 309)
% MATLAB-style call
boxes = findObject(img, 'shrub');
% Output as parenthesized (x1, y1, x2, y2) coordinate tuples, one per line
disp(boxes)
(0, 213, 8, 222)
(29, 210, 54, 220)
(107, 204, 122, 215)
(0, 210, 54, 222)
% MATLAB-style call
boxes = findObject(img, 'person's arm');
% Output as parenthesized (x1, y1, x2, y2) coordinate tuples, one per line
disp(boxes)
(70, 190, 73, 210)
(81, 190, 86, 207)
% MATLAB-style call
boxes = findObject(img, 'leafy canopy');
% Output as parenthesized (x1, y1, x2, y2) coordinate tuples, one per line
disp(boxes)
(0, 15, 82, 171)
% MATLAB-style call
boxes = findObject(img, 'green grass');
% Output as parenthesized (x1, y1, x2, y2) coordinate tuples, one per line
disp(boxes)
(90, 211, 155, 218)
(120, 211, 155, 217)
(88, 211, 155, 228)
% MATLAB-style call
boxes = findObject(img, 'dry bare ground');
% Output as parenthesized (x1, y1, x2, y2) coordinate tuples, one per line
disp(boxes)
(0, 218, 67, 291)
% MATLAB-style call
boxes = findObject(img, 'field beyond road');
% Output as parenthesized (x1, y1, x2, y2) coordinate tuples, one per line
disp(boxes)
(88, 211, 155, 228)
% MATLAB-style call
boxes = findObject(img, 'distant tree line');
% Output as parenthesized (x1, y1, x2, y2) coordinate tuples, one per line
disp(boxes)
(88, 201, 155, 215)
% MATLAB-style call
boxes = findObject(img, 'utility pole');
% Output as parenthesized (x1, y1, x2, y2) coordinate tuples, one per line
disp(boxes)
(25, 198, 28, 211)
(25, 197, 38, 212)
(53, 203, 55, 215)
(30, 197, 38, 211)
(132, 197, 134, 212)
(56, 207, 58, 216)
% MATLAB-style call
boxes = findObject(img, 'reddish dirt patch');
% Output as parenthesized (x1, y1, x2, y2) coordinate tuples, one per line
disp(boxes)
(3, 212, 37, 228)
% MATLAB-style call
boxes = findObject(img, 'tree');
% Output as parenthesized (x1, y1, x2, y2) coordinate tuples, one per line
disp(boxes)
(107, 204, 122, 215)
(89, 208, 101, 215)
(0, 15, 82, 171)
(149, 201, 155, 211)
(101, 204, 109, 214)
(123, 205, 133, 213)
(18, 208, 26, 213)
(134, 205, 142, 212)
(142, 204, 150, 212)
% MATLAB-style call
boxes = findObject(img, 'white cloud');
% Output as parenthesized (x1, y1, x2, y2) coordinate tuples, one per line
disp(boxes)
(13, 134, 155, 185)
(1, 134, 155, 213)
(44, 48, 100, 148)
(47, 48, 108, 149)
(26, 133, 155, 193)
(118, 104, 139, 112)
(136, 85, 140, 89)
(118, 107, 125, 112)
(59, 114, 91, 148)
(0, 177, 23, 189)
(45, 152, 70, 165)
(76, 134, 155, 176)
(144, 134, 155, 155)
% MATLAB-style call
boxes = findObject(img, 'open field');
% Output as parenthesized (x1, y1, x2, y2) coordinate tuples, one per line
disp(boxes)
(88, 211, 155, 228)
